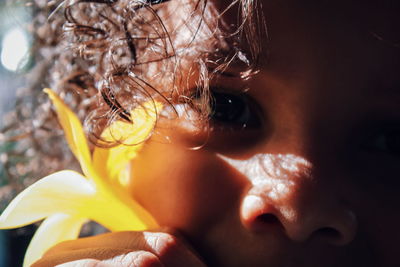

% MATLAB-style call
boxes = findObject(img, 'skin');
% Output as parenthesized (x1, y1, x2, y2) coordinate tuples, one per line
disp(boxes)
(34, 0, 400, 266)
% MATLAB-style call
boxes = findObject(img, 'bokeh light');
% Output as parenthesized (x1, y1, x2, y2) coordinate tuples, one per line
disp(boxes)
(1, 26, 31, 72)
(0, 2, 35, 266)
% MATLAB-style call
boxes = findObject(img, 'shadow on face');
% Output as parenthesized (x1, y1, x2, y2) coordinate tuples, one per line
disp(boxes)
(129, 1, 400, 266)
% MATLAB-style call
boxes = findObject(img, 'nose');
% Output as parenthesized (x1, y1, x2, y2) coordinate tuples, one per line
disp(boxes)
(222, 154, 358, 246)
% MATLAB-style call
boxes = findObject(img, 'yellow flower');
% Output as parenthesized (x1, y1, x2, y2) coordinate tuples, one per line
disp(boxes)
(0, 89, 160, 267)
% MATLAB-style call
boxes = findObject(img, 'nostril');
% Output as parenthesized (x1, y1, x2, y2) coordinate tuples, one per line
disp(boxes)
(251, 213, 284, 232)
(258, 213, 281, 224)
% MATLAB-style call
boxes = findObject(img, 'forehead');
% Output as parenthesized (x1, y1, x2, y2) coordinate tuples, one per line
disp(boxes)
(254, 1, 400, 75)
(219, 1, 400, 112)
(163, 1, 400, 95)
(214, 0, 400, 61)
(326, 1, 400, 43)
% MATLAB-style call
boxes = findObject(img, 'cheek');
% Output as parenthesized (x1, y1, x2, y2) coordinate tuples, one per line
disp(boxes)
(356, 187, 400, 265)
(128, 139, 246, 232)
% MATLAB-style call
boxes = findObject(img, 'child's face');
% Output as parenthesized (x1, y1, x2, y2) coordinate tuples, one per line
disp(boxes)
(129, 1, 400, 266)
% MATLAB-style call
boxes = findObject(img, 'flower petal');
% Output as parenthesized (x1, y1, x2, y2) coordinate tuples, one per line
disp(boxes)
(0, 170, 95, 229)
(93, 101, 162, 187)
(87, 188, 158, 231)
(44, 89, 93, 178)
(24, 213, 87, 267)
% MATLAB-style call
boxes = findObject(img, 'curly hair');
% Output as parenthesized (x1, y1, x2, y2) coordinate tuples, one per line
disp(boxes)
(0, 0, 265, 198)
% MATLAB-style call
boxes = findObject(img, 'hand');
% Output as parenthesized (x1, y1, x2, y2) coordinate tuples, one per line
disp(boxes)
(31, 228, 206, 267)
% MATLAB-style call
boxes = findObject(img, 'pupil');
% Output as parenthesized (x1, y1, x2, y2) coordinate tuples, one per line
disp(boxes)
(211, 92, 246, 124)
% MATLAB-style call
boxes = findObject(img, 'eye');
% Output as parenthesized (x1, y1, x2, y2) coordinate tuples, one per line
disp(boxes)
(363, 128, 400, 156)
(194, 90, 266, 153)
(357, 125, 400, 187)
(209, 91, 262, 130)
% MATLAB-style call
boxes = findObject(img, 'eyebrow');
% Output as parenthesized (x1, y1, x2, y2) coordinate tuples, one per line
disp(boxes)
(205, 71, 253, 94)
(370, 32, 400, 49)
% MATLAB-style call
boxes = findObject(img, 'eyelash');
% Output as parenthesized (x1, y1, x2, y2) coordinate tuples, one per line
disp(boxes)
(196, 91, 400, 158)
(207, 90, 263, 130)
(196, 88, 267, 153)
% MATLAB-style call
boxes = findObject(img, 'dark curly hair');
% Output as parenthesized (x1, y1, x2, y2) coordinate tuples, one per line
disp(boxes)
(0, 0, 266, 202)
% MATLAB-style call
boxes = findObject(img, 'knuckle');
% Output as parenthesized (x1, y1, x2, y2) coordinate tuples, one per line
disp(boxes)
(106, 251, 163, 267)
(148, 232, 180, 254)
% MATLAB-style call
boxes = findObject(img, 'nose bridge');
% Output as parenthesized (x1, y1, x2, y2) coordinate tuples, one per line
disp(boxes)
(220, 153, 358, 245)
(222, 153, 312, 200)
(222, 153, 315, 219)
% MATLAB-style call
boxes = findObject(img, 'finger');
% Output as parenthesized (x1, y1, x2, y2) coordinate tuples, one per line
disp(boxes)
(101, 230, 206, 267)
(43, 230, 206, 267)
(140, 231, 206, 267)
(55, 259, 103, 267)
(32, 248, 133, 267)
(103, 251, 164, 267)
(44, 228, 179, 254)
(55, 251, 164, 267)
